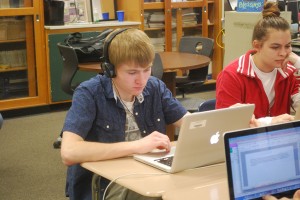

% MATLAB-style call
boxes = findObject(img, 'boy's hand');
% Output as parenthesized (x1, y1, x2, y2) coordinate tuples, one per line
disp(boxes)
(134, 131, 171, 154)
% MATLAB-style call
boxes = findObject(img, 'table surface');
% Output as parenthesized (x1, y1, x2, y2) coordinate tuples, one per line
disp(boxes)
(78, 52, 211, 72)
(81, 156, 228, 199)
(158, 52, 211, 71)
(162, 179, 229, 200)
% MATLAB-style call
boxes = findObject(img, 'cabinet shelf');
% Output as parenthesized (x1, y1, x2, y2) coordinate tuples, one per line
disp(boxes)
(144, 2, 164, 10)
(144, 0, 211, 9)
(171, 1, 203, 8)
(0, 39, 26, 43)
(144, 27, 165, 31)
(182, 24, 202, 29)
(0, 67, 27, 72)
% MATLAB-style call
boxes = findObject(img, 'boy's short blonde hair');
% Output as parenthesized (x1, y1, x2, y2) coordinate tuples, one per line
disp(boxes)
(108, 28, 155, 68)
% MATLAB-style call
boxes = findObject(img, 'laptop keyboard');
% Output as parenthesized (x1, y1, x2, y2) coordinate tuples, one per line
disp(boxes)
(155, 156, 174, 167)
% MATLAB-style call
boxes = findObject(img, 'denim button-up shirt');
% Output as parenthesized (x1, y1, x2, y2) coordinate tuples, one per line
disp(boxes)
(63, 74, 187, 200)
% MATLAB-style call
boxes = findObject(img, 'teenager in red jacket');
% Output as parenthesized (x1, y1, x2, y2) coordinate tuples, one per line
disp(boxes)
(216, 1, 300, 127)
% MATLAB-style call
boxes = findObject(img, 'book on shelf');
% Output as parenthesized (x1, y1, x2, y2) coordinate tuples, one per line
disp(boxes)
(149, 11, 165, 22)
(153, 45, 165, 52)
(181, 8, 199, 25)
(292, 38, 300, 46)
(148, 22, 165, 28)
(0, 0, 9, 8)
(183, 21, 198, 26)
(9, 78, 28, 84)
(150, 37, 165, 45)
(0, 50, 27, 68)
(0, 0, 24, 8)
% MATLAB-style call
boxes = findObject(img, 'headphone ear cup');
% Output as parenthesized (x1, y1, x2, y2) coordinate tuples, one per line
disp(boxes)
(101, 28, 130, 78)
(101, 62, 116, 78)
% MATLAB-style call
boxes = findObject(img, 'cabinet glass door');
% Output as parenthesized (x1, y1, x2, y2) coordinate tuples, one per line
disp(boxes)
(0, 0, 32, 8)
(143, 1, 166, 52)
(0, 15, 36, 100)
(0, 0, 47, 110)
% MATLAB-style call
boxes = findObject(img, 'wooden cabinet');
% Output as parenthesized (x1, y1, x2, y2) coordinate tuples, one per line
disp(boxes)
(0, 0, 48, 110)
(118, 0, 222, 80)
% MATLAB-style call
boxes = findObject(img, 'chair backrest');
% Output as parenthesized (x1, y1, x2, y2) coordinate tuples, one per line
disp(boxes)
(151, 53, 164, 80)
(179, 36, 214, 80)
(198, 98, 216, 112)
(179, 36, 214, 58)
(57, 42, 79, 96)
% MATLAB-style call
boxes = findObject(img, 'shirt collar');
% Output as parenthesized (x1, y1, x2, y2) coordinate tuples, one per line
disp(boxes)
(112, 82, 144, 104)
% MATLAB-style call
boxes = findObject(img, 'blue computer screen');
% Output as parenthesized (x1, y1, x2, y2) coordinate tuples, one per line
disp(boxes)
(227, 126, 300, 200)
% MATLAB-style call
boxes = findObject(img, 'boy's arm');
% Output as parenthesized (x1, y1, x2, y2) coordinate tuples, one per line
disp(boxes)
(61, 130, 171, 166)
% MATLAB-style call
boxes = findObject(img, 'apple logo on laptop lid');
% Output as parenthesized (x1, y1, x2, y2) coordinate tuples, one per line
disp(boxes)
(210, 132, 220, 144)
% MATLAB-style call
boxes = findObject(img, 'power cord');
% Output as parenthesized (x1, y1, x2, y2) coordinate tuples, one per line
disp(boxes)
(216, 28, 225, 49)
(102, 172, 167, 200)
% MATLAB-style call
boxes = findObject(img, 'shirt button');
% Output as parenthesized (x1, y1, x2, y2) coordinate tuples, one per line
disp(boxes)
(135, 112, 138, 116)
(157, 118, 161, 122)
(143, 130, 146, 133)
(106, 125, 110, 129)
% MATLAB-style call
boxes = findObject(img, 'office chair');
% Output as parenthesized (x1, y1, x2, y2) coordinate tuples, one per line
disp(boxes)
(53, 43, 80, 149)
(57, 42, 80, 95)
(151, 53, 164, 79)
(176, 36, 214, 97)
(198, 98, 216, 112)
(175, 36, 214, 112)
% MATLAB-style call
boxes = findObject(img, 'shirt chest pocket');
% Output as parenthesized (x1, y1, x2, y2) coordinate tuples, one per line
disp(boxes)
(94, 117, 125, 142)
(144, 110, 165, 129)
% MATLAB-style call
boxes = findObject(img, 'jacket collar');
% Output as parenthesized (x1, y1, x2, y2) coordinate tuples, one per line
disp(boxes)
(237, 49, 297, 79)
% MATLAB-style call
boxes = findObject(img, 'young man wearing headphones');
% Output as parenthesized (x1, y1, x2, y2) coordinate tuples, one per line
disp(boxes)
(60, 28, 187, 200)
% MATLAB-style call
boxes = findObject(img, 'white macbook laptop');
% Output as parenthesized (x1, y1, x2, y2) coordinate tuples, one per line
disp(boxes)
(133, 104, 255, 173)
(224, 120, 300, 200)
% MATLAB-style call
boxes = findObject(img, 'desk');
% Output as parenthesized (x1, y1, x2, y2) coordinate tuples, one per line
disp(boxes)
(162, 179, 229, 200)
(81, 157, 227, 199)
(78, 52, 211, 95)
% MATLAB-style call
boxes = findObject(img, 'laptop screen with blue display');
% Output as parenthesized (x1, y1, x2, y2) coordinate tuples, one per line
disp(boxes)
(224, 121, 300, 200)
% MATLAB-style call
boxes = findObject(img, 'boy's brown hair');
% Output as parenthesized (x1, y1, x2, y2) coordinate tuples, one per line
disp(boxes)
(108, 28, 155, 69)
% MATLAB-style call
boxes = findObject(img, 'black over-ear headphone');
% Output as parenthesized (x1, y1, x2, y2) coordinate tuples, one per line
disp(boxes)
(100, 28, 129, 78)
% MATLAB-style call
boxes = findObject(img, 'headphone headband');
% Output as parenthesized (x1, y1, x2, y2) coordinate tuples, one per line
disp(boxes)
(102, 28, 129, 64)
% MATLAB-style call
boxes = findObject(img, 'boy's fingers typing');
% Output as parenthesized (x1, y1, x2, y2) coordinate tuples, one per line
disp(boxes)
(135, 131, 171, 154)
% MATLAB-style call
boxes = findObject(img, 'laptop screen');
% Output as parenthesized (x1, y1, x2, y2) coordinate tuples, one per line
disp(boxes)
(224, 121, 300, 200)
